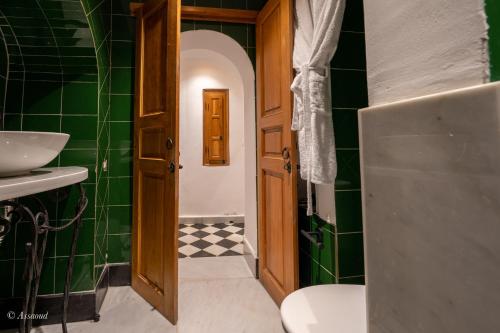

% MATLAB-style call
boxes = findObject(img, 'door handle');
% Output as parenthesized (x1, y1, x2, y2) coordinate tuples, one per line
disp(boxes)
(169, 161, 176, 173)
(179, 164, 184, 170)
(284, 161, 292, 174)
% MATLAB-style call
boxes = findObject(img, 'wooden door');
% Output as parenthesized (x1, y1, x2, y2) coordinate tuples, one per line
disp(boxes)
(203, 89, 229, 166)
(131, 0, 180, 324)
(256, 0, 298, 305)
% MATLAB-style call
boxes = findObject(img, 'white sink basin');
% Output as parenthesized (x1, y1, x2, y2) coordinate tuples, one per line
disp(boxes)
(0, 131, 70, 177)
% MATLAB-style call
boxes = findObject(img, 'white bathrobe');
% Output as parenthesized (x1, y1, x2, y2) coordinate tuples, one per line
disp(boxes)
(291, 0, 346, 216)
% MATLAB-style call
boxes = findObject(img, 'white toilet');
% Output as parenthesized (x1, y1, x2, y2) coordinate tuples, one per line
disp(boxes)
(280, 284, 367, 333)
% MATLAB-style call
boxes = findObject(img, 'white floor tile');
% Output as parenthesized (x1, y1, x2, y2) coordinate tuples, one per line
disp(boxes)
(32, 257, 283, 333)
(179, 234, 198, 244)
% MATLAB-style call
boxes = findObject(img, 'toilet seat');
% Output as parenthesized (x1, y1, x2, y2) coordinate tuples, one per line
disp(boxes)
(280, 284, 367, 333)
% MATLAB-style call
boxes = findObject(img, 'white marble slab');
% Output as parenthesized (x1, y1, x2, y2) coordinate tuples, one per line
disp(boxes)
(0, 167, 88, 201)
(359, 82, 500, 333)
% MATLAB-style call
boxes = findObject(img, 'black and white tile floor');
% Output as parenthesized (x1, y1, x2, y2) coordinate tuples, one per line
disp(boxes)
(178, 223, 244, 258)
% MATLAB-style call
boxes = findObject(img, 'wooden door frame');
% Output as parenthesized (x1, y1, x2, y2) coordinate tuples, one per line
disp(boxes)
(131, 3, 258, 24)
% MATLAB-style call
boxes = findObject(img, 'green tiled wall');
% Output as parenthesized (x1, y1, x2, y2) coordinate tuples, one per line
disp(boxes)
(107, 0, 136, 264)
(299, 0, 367, 286)
(0, 0, 111, 297)
(486, 0, 500, 81)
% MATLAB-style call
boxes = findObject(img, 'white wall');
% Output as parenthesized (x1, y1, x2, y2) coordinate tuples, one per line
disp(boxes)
(364, 0, 490, 106)
(180, 50, 245, 217)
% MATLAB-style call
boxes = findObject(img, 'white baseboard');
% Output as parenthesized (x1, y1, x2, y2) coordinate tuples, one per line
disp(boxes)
(243, 237, 258, 278)
(179, 215, 244, 225)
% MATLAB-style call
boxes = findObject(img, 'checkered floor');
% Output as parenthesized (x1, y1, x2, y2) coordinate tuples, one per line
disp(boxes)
(178, 223, 244, 258)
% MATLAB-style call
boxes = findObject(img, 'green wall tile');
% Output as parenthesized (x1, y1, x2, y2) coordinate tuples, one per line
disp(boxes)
(331, 69, 368, 108)
(335, 150, 361, 190)
(182, 21, 195, 32)
(109, 177, 132, 205)
(110, 94, 134, 121)
(305, 254, 336, 285)
(111, 68, 134, 94)
(112, 40, 135, 68)
(337, 233, 365, 278)
(108, 233, 131, 263)
(335, 190, 363, 233)
(333, 108, 359, 149)
(110, 121, 133, 149)
(332, 31, 366, 70)
(339, 276, 365, 285)
(196, 0, 221, 8)
(4, 80, 23, 114)
(112, 0, 138, 14)
(58, 184, 96, 221)
(221, 0, 246, 9)
(342, 0, 365, 32)
(55, 255, 94, 293)
(22, 115, 61, 132)
(486, 0, 500, 81)
(111, 15, 136, 41)
(12, 258, 56, 296)
(247, 0, 267, 10)
(37, 258, 56, 295)
(3, 114, 22, 130)
(221, 23, 248, 47)
(56, 219, 95, 257)
(62, 115, 98, 149)
(108, 206, 132, 234)
(23, 81, 62, 115)
(109, 148, 133, 177)
(63, 82, 98, 115)
(14, 222, 35, 260)
(195, 21, 222, 32)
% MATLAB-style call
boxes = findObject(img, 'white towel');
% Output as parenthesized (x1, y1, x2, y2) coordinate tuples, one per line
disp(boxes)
(291, 0, 346, 216)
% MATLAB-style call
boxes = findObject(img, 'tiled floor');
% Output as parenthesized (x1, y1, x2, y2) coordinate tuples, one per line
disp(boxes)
(32, 256, 283, 333)
(179, 223, 244, 258)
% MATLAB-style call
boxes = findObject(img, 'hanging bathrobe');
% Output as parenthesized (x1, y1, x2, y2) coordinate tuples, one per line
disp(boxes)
(291, 0, 346, 216)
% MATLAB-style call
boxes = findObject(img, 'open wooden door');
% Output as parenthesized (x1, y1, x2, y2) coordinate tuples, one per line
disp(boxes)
(131, 0, 180, 324)
(256, 0, 298, 305)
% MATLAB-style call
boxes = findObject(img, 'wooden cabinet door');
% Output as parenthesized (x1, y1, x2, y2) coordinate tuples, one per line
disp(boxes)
(203, 89, 229, 166)
(256, 0, 298, 305)
(131, 0, 180, 324)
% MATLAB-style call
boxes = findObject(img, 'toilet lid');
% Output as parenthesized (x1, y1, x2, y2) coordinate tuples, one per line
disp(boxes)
(280, 284, 367, 333)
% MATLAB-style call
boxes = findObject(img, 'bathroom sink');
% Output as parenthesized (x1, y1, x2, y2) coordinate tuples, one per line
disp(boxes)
(0, 131, 70, 177)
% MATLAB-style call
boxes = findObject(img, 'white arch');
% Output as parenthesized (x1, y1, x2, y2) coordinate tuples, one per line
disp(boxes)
(180, 30, 258, 263)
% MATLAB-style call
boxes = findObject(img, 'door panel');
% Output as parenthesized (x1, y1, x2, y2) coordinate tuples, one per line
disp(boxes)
(257, 0, 297, 305)
(203, 89, 229, 165)
(132, 0, 180, 324)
